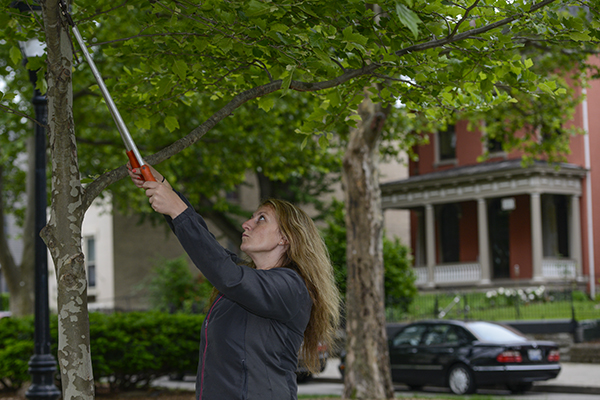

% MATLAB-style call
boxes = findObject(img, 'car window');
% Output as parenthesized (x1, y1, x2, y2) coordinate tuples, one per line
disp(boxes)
(392, 324, 427, 347)
(423, 324, 450, 346)
(466, 322, 526, 343)
(444, 326, 460, 345)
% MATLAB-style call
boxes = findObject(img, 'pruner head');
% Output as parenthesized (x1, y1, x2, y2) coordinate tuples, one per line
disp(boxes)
(58, 0, 74, 27)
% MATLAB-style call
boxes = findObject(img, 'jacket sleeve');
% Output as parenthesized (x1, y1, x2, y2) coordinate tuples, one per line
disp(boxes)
(166, 197, 311, 322)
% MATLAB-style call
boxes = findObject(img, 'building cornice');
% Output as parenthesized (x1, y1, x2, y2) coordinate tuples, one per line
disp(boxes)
(381, 160, 587, 209)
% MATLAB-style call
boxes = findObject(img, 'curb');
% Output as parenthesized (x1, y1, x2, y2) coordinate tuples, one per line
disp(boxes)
(533, 384, 600, 395)
(312, 378, 600, 396)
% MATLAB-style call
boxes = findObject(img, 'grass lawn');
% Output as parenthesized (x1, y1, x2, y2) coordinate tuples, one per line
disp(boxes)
(387, 289, 600, 322)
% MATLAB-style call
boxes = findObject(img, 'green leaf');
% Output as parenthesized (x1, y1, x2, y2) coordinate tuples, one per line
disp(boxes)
(173, 60, 188, 81)
(246, 0, 271, 17)
(394, 2, 421, 39)
(156, 78, 173, 98)
(281, 65, 295, 96)
(9, 46, 22, 66)
(318, 134, 328, 148)
(258, 95, 275, 112)
(164, 115, 180, 132)
(569, 31, 591, 41)
(135, 117, 151, 130)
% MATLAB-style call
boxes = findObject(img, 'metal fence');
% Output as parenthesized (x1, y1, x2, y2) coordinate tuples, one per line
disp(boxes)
(387, 285, 600, 323)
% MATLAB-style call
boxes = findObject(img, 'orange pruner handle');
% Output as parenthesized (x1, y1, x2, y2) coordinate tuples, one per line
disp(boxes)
(127, 150, 156, 182)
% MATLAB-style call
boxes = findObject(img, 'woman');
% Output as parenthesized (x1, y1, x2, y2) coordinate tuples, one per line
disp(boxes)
(128, 164, 340, 400)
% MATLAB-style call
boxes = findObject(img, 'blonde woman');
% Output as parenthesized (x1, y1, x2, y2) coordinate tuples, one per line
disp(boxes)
(128, 164, 340, 400)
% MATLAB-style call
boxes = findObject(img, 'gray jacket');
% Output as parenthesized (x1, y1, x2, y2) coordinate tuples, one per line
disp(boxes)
(167, 198, 312, 400)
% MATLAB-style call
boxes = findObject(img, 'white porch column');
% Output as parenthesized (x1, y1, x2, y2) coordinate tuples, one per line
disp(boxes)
(531, 192, 544, 281)
(425, 204, 435, 287)
(570, 195, 583, 279)
(477, 198, 491, 284)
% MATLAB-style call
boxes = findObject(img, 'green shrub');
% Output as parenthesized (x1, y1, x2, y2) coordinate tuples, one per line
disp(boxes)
(0, 293, 8, 311)
(0, 312, 204, 392)
(0, 316, 34, 390)
(141, 255, 214, 313)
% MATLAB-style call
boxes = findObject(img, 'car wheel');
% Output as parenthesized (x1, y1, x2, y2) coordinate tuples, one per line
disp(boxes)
(506, 382, 533, 393)
(448, 364, 476, 395)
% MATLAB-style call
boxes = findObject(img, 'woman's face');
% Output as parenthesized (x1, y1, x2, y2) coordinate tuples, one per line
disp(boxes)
(240, 205, 286, 267)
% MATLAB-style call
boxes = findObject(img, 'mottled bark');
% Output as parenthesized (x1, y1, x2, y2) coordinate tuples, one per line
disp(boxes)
(342, 88, 393, 399)
(40, 1, 94, 398)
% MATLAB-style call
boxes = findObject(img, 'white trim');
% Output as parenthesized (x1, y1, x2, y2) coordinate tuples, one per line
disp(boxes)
(582, 89, 596, 299)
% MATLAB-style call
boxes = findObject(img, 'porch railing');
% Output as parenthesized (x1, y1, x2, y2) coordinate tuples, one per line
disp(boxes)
(414, 263, 482, 285)
(542, 259, 577, 279)
(414, 259, 578, 285)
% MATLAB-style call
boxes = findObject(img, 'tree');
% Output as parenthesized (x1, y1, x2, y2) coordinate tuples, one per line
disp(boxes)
(1, 1, 599, 399)
(321, 198, 417, 308)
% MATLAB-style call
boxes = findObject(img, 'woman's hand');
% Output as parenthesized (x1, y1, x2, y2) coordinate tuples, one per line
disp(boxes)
(127, 162, 172, 190)
(142, 180, 187, 219)
(127, 162, 186, 218)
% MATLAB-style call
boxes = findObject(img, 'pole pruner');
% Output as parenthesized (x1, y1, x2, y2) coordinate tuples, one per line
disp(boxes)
(58, 0, 156, 182)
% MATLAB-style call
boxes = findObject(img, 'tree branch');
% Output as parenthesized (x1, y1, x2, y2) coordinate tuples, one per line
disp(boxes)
(395, 0, 558, 57)
(0, 103, 47, 128)
(82, 63, 379, 209)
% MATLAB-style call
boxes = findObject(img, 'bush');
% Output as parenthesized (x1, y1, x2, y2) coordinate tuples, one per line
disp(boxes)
(0, 312, 204, 392)
(0, 293, 8, 311)
(141, 255, 214, 313)
(0, 316, 34, 390)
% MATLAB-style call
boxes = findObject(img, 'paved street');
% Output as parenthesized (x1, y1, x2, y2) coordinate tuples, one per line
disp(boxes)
(295, 359, 600, 398)
(153, 358, 600, 398)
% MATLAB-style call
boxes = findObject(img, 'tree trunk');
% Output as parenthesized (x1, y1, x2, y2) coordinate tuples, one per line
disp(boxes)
(342, 88, 393, 399)
(0, 137, 36, 317)
(40, 1, 94, 398)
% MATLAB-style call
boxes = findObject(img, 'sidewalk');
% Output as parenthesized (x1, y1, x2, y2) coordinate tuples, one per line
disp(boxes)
(533, 362, 600, 394)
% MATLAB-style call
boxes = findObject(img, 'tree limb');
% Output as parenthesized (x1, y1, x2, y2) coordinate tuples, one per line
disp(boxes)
(395, 0, 558, 57)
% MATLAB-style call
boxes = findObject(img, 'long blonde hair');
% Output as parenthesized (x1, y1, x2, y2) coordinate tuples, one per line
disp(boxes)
(261, 199, 341, 373)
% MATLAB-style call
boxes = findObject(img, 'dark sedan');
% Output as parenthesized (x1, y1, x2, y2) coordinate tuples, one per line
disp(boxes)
(341, 320, 561, 395)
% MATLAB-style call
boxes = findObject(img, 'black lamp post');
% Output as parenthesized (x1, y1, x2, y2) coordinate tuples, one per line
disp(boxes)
(11, 2, 61, 399)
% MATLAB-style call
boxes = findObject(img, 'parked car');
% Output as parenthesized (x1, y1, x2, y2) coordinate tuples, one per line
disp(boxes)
(340, 320, 561, 395)
(296, 342, 329, 383)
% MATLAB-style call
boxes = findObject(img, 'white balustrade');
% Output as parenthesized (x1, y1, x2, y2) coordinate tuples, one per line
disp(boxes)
(542, 259, 577, 279)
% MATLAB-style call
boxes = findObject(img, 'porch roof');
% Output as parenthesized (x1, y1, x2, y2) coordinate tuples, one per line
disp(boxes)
(381, 159, 587, 209)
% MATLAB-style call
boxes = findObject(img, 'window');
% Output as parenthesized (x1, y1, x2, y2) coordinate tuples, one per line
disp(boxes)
(487, 137, 503, 153)
(414, 210, 426, 267)
(438, 203, 460, 263)
(542, 194, 569, 258)
(438, 125, 456, 161)
(423, 324, 450, 346)
(86, 237, 96, 288)
(392, 325, 428, 347)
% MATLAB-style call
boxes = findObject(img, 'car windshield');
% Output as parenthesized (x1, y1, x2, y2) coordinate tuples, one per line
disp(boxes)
(466, 322, 526, 343)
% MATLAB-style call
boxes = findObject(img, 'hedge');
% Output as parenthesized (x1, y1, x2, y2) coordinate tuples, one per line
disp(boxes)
(0, 312, 204, 392)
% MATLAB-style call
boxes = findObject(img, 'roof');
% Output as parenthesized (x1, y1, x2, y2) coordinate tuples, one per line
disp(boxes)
(382, 159, 586, 190)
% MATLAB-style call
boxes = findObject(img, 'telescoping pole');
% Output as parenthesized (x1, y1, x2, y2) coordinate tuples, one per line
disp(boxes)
(58, 0, 155, 181)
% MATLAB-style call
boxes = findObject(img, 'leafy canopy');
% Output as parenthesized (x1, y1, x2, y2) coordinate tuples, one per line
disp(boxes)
(1, 0, 598, 212)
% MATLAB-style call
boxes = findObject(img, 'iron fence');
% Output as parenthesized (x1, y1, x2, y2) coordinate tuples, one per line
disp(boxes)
(387, 285, 600, 323)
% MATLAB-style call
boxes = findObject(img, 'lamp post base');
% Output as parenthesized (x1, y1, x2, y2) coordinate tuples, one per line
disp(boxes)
(26, 354, 61, 400)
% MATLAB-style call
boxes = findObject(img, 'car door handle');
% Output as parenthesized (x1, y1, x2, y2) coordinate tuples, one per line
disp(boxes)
(411, 348, 418, 353)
